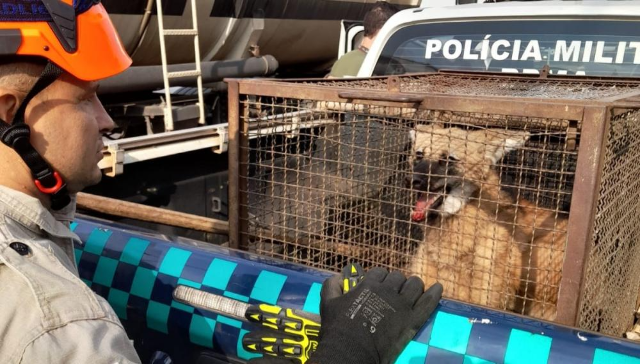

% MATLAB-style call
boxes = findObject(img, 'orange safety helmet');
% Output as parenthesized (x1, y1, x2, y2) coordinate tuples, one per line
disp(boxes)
(0, 0, 132, 210)
(0, 0, 131, 80)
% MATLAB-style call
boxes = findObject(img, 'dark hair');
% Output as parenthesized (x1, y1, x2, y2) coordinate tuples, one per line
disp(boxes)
(364, 1, 400, 37)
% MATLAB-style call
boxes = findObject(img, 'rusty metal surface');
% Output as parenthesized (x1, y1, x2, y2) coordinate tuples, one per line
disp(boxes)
(578, 108, 640, 336)
(338, 91, 425, 103)
(238, 80, 589, 120)
(227, 73, 640, 334)
(556, 107, 608, 327)
(239, 96, 250, 250)
(227, 81, 240, 249)
(294, 73, 640, 100)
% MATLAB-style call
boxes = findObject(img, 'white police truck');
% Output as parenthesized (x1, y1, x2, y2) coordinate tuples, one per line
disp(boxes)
(353, 1, 640, 78)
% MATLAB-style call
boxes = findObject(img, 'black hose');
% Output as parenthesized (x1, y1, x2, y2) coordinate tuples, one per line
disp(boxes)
(98, 55, 279, 94)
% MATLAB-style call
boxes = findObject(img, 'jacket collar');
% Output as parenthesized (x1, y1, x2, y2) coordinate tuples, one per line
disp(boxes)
(0, 185, 80, 242)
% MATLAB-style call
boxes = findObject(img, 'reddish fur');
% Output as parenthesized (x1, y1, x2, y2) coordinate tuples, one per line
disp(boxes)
(408, 126, 566, 320)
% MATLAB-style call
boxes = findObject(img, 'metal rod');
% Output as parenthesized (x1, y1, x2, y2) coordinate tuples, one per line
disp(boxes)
(556, 106, 609, 326)
(99, 57, 279, 95)
(338, 91, 424, 103)
(76, 192, 343, 257)
(227, 81, 241, 249)
(239, 93, 250, 250)
(76, 192, 229, 234)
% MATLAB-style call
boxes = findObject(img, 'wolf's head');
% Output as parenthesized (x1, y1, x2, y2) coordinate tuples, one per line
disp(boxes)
(407, 125, 529, 222)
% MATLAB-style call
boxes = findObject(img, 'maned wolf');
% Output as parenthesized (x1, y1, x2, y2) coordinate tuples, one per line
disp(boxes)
(406, 125, 566, 320)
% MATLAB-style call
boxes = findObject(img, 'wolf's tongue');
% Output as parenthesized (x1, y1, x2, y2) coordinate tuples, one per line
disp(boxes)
(411, 194, 437, 222)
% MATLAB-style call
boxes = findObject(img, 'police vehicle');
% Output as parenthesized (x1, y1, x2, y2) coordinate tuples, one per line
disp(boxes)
(355, 1, 640, 78)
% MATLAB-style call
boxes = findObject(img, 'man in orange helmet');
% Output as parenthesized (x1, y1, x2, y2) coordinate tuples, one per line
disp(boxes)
(0, 2, 442, 363)
(0, 0, 140, 362)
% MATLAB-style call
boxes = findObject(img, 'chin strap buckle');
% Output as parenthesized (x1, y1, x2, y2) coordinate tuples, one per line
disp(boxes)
(34, 169, 70, 211)
(34, 170, 64, 194)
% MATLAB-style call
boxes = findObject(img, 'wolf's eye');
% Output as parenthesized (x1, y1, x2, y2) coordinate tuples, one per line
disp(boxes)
(416, 151, 424, 160)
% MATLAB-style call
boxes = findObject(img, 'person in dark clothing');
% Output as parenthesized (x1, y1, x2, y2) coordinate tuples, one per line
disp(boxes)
(328, 1, 400, 78)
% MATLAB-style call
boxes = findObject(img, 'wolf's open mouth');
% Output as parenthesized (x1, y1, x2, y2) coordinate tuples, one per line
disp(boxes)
(411, 191, 444, 222)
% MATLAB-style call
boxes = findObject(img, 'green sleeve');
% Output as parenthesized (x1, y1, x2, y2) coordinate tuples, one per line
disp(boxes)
(329, 51, 366, 78)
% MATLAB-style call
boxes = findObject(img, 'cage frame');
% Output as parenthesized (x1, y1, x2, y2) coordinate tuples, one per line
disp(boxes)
(226, 72, 640, 330)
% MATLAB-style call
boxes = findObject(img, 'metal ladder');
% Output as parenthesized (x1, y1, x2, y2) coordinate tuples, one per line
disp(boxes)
(156, 0, 205, 132)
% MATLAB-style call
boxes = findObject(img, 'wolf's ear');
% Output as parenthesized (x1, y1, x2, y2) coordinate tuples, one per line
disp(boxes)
(486, 130, 530, 164)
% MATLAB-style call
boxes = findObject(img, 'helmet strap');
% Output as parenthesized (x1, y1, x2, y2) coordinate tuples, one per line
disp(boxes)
(0, 61, 70, 210)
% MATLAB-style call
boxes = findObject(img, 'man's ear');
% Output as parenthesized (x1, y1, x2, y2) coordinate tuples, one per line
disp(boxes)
(0, 89, 20, 123)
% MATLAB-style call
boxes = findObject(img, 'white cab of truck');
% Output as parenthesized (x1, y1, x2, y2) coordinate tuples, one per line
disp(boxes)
(357, 1, 640, 78)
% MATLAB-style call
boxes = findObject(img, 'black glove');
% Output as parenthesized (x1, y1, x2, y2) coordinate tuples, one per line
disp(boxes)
(309, 268, 442, 364)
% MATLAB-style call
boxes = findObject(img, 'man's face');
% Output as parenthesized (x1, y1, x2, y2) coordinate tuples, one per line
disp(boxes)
(24, 73, 114, 193)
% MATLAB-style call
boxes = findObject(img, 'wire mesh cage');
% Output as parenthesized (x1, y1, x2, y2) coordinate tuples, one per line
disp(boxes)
(227, 73, 640, 336)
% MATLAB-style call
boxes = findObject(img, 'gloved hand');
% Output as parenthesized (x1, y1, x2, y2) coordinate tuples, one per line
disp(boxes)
(241, 263, 364, 364)
(309, 268, 442, 364)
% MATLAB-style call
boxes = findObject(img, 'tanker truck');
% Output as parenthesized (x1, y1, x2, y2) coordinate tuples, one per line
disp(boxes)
(96, 0, 419, 176)
(88, 0, 419, 242)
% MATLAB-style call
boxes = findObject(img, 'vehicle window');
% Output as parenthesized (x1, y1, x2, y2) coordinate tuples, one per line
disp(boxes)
(373, 20, 640, 78)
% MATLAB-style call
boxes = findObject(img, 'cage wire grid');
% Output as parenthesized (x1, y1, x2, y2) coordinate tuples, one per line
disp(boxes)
(227, 73, 640, 336)
(578, 108, 640, 335)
